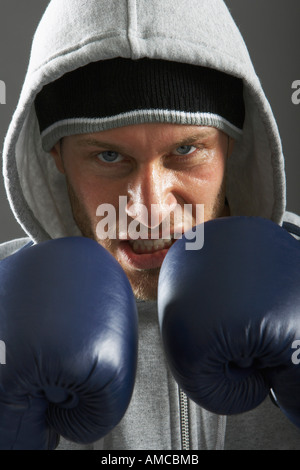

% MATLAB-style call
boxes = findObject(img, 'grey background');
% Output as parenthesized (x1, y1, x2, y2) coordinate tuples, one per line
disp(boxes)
(0, 0, 299, 243)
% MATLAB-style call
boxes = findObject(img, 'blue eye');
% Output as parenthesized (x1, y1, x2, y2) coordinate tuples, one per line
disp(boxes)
(97, 151, 124, 163)
(174, 145, 196, 156)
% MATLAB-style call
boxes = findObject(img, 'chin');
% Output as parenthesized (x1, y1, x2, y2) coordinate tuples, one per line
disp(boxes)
(126, 269, 160, 301)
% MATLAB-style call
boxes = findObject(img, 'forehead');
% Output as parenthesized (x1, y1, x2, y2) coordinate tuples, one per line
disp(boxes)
(67, 123, 221, 150)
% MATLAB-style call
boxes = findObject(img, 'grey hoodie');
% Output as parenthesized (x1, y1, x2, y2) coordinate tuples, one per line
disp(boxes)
(1, 0, 300, 450)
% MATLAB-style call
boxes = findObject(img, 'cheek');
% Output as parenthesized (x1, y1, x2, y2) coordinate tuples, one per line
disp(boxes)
(65, 169, 111, 220)
(75, 180, 101, 214)
(205, 159, 227, 195)
(181, 156, 227, 203)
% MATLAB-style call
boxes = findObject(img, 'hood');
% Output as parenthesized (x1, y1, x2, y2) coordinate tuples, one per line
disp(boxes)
(2, 0, 286, 243)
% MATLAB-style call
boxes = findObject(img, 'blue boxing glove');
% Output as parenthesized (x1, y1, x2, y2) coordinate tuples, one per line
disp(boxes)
(0, 237, 138, 449)
(158, 217, 300, 425)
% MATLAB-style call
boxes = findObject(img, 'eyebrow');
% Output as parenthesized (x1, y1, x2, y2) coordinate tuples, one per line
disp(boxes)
(75, 129, 214, 152)
(172, 132, 212, 148)
(76, 138, 130, 153)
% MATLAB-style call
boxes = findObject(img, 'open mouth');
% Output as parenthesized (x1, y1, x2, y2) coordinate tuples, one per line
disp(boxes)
(118, 234, 178, 270)
(128, 237, 175, 254)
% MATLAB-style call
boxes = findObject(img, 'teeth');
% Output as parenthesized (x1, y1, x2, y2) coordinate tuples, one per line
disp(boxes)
(129, 237, 173, 254)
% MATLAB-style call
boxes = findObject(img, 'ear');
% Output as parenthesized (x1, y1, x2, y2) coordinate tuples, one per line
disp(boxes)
(50, 140, 65, 174)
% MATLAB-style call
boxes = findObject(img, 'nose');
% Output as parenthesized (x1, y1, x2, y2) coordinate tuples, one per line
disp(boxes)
(126, 164, 178, 229)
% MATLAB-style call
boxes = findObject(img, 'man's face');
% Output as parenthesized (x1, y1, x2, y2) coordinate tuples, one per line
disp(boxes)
(51, 123, 234, 300)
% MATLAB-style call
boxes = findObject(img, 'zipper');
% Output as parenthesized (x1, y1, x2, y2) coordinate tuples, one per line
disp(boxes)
(179, 387, 190, 450)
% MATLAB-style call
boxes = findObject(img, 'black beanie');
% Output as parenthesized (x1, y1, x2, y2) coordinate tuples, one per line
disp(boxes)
(35, 58, 245, 151)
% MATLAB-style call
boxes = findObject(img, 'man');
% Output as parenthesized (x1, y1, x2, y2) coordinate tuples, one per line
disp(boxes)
(1, 0, 300, 450)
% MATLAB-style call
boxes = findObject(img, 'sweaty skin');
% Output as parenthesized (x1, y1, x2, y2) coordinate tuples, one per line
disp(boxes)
(50, 123, 234, 300)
